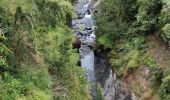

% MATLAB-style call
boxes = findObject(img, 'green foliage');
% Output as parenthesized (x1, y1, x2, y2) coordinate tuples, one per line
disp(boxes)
(53, 65, 89, 100)
(95, 0, 170, 99)
(0, 68, 52, 100)
(95, 0, 163, 46)
(38, 26, 75, 68)
(95, 85, 104, 100)
(132, 0, 162, 34)
(132, 81, 144, 96)
(0, 0, 89, 99)
(95, 0, 164, 77)
(160, 75, 170, 100)
(109, 36, 145, 75)
(0, 44, 12, 72)
(0, 72, 22, 100)
(159, 0, 170, 45)
(162, 24, 170, 46)
(159, 64, 170, 100)
(144, 56, 163, 83)
(95, 0, 136, 49)
(0, 14, 13, 72)
(95, 0, 160, 75)
(159, 0, 170, 25)
(37, 25, 90, 100)
(98, 34, 114, 48)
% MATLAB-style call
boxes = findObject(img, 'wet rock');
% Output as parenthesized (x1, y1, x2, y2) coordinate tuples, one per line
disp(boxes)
(132, 93, 138, 100)
(72, 0, 97, 99)
(104, 72, 135, 100)
(77, 13, 86, 19)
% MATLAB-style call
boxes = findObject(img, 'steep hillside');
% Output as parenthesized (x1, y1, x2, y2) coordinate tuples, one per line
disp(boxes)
(95, 0, 170, 99)
(1, 0, 170, 100)
(0, 0, 90, 100)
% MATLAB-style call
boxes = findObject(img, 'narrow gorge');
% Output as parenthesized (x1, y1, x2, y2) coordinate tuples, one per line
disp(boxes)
(72, 0, 138, 99)
(1, 0, 170, 100)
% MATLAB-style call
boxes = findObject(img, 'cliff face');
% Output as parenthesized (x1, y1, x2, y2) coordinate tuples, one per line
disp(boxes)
(94, 50, 138, 100)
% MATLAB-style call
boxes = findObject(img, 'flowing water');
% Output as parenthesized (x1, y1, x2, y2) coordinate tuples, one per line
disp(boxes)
(72, 0, 95, 82)
(72, 0, 138, 100)
(72, 0, 96, 98)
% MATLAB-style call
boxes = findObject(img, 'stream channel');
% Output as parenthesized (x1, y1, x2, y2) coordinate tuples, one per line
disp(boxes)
(72, 0, 138, 100)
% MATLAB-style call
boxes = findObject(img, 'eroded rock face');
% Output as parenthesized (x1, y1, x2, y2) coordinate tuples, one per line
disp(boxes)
(103, 71, 135, 100)
(94, 50, 138, 100)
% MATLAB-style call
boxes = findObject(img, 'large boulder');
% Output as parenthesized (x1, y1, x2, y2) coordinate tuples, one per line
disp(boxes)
(72, 35, 81, 48)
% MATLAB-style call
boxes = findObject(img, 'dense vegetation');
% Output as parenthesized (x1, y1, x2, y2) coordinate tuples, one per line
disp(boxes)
(1, 0, 170, 99)
(0, 0, 90, 100)
(95, 0, 170, 99)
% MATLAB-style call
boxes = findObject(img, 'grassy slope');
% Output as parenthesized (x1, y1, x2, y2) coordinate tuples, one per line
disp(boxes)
(120, 34, 170, 100)
(0, 0, 90, 100)
(94, 0, 170, 99)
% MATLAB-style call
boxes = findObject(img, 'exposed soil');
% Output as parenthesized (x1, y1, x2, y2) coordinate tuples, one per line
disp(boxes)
(122, 34, 170, 100)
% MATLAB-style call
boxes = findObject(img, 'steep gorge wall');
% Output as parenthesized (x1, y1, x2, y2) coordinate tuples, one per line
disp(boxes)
(94, 49, 138, 100)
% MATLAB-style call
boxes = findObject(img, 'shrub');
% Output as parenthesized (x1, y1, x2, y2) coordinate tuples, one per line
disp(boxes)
(145, 56, 163, 83)
(160, 75, 170, 100)
(98, 35, 114, 49)
(132, 0, 163, 35)
(162, 24, 170, 46)
(0, 72, 21, 100)
(0, 67, 52, 100)
(109, 36, 145, 75)
(0, 0, 89, 99)
(159, 0, 170, 25)
(95, 85, 104, 100)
